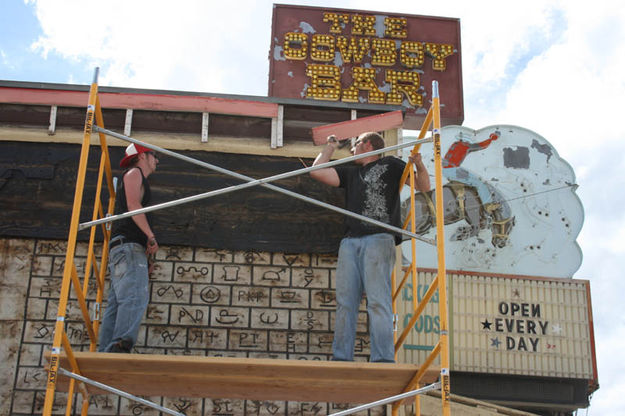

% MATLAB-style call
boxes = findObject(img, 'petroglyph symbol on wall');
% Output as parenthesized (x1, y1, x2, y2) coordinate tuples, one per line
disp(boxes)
(35, 324, 51, 339)
(146, 305, 164, 321)
(304, 311, 317, 330)
(237, 289, 266, 303)
(165, 248, 183, 260)
(278, 290, 299, 304)
(173, 398, 193, 412)
(161, 330, 179, 343)
(259, 312, 279, 325)
(203, 249, 230, 261)
(200, 286, 222, 303)
(262, 268, 286, 281)
(157, 285, 184, 298)
(212, 399, 233, 413)
(244, 250, 265, 263)
(315, 290, 335, 307)
(178, 307, 204, 323)
(176, 265, 210, 278)
(215, 309, 240, 324)
(22, 369, 41, 384)
(220, 265, 241, 281)
(38, 242, 64, 254)
(239, 332, 260, 348)
(282, 255, 301, 266)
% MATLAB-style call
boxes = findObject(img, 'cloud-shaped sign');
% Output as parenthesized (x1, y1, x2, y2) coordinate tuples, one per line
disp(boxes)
(402, 125, 583, 278)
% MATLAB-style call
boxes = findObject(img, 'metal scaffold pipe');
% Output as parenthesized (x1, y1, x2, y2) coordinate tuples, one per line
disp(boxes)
(82, 125, 435, 244)
(328, 382, 441, 416)
(58, 368, 185, 416)
(92, 67, 99, 84)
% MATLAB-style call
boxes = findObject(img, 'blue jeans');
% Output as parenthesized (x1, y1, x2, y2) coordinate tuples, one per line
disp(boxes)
(333, 233, 396, 362)
(98, 242, 149, 352)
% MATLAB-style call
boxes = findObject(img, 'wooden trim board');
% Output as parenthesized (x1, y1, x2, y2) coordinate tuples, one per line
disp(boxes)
(311, 110, 403, 145)
(49, 352, 439, 404)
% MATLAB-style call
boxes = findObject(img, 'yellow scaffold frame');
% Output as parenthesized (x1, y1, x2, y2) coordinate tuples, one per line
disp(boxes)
(391, 81, 451, 416)
(43, 69, 118, 415)
(42, 69, 451, 416)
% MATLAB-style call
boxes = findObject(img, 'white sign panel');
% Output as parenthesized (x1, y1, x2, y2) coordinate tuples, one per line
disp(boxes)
(401, 125, 583, 277)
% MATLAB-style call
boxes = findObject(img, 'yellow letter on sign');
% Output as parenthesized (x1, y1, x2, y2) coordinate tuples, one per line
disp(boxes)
(371, 39, 397, 66)
(342, 67, 385, 104)
(386, 70, 423, 107)
(351, 14, 376, 36)
(384, 17, 408, 39)
(306, 64, 341, 101)
(400, 41, 424, 69)
(323, 12, 349, 34)
(311, 34, 335, 62)
(336, 36, 370, 64)
(425, 43, 454, 71)
(283, 32, 308, 60)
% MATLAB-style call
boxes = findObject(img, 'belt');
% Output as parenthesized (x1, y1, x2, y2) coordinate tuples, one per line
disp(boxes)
(109, 236, 126, 249)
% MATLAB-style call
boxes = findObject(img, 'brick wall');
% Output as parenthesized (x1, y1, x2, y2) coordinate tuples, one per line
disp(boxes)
(1, 238, 382, 416)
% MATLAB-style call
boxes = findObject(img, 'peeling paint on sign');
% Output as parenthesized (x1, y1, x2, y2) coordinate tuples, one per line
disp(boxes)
(401, 125, 583, 277)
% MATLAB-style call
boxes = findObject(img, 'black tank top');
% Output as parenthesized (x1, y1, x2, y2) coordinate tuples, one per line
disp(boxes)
(111, 167, 152, 247)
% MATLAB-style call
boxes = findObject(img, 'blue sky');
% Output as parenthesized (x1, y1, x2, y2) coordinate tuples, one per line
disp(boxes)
(2, 0, 625, 414)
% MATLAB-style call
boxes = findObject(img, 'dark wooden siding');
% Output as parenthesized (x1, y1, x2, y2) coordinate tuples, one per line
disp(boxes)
(0, 141, 346, 253)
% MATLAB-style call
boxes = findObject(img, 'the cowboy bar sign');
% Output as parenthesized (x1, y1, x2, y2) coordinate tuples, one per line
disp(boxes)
(268, 4, 464, 127)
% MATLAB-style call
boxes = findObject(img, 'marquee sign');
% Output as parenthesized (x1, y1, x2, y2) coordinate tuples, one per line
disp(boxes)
(268, 4, 464, 127)
(397, 271, 597, 382)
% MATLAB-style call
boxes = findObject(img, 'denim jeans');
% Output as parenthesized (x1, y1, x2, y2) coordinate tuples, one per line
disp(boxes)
(333, 233, 396, 362)
(98, 242, 149, 352)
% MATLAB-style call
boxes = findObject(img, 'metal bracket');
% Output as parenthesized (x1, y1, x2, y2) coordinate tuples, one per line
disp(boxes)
(92, 302, 101, 322)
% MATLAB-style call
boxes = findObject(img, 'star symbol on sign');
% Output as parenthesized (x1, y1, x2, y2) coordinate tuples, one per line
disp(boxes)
(481, 319, 492, 330)
(491, 337, 501, 348)
(512, 289, 521, 297)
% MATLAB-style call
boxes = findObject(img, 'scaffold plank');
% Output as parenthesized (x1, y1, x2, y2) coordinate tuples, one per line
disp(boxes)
(49, 352, 439, 404)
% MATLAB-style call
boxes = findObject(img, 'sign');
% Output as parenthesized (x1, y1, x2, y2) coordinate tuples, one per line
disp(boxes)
(402, 125, 584, 278)
(398, 271, 597, 382)
(268, 4, 464, 127)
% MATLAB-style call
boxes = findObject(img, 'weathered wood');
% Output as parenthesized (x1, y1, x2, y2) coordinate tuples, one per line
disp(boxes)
(312, 110, 403, 144)
(50, 352, 439, 403)
(0, 141, 346, 253)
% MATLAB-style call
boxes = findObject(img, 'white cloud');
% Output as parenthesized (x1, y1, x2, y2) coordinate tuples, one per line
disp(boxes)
(28, 0, 273, 93)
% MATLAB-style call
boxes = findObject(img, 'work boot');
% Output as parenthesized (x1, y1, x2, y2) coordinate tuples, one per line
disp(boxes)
(109, 339, 133, 353)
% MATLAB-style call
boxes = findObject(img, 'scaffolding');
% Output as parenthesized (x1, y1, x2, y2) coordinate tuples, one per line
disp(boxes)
(42, 68, 451, 416)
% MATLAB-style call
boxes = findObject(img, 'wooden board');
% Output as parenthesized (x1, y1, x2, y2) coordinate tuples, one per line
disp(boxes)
(311, 110, 403, 145)
(51, 352, 439, 404)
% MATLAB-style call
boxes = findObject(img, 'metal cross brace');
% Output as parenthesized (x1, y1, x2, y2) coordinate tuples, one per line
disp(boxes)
(83, 125, 435, 245)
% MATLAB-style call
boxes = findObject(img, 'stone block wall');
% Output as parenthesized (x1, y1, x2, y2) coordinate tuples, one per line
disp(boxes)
(1, 238, 381, 416)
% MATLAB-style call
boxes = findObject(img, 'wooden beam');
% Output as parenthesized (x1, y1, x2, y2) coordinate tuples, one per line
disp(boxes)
(0, 87, 279, 118)
(50, 352, 439, 404)
(311, 110, 403, 145)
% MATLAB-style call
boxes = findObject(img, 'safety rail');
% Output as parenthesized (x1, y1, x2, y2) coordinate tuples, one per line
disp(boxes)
(42, 68, 451, 416)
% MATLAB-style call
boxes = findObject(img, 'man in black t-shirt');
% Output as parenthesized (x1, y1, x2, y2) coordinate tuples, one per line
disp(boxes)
(98, 143, 159, 353)
(310, 132, 430, 362)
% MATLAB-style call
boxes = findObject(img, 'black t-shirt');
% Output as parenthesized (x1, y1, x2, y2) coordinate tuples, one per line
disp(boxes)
(111, 167, 152, 247)
(335, 156, 406, 245)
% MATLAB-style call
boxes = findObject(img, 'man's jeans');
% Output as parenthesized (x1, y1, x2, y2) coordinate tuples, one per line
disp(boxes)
(98, 242, 149, 352)
(333, 233, 396, 362)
